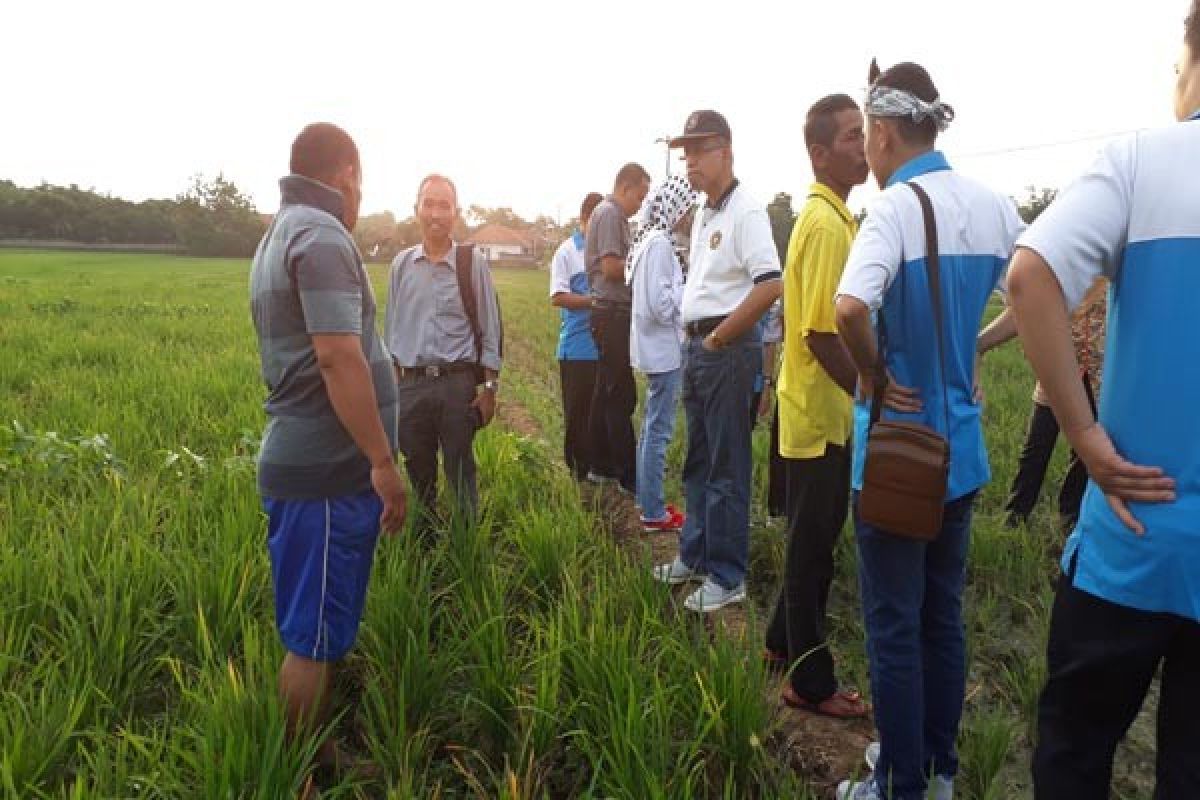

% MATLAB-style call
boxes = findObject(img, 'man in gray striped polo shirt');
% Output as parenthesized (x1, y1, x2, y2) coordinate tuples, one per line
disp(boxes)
(249, 122, 406, 776)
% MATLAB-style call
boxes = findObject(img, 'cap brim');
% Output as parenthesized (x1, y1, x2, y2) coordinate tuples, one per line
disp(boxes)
(668, 132, 721, 148)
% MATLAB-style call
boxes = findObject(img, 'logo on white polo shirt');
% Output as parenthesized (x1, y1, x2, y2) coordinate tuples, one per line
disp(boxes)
(709, 230, 722, 250)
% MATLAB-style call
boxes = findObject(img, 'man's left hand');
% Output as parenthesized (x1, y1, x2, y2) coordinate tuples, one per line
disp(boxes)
(471, 387, 496, 427)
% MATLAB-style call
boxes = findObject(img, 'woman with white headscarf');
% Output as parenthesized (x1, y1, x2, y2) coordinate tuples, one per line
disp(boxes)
(626, 175, 697, 532)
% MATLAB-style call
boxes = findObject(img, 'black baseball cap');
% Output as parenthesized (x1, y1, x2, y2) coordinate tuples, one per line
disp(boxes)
(668, 110, 732, 148)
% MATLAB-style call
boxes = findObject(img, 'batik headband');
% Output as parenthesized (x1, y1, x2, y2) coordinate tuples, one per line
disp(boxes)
(865, 86, 955, 132)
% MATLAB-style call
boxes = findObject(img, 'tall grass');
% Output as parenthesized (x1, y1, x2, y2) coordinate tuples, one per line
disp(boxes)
(0, 252, 1160, 798)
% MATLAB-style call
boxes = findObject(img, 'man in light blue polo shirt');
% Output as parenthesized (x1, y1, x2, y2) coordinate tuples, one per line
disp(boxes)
(834, 62, 1024, 800)
(1009, 5, 1200, 795)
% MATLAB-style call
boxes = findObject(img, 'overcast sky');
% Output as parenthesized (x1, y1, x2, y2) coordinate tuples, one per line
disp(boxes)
(2, 1, 1185, 222)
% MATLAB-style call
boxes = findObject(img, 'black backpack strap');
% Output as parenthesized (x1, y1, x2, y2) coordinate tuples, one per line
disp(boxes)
(454, 243, 484, 366)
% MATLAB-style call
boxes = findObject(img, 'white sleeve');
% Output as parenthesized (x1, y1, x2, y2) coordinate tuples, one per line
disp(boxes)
(837, 194, 904, 311)
(736, 207, 783, 283)
(994, 196, 1029, 295)
(645, 237, 682, 327)
(548, 241, 572, 297)
(1016, 137, 1133, 309)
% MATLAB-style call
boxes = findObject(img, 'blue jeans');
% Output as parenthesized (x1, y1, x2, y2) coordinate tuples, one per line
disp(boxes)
(679, 335, 759, 590)
(637, 368, 682, 520)
(854, 490, 976, 800)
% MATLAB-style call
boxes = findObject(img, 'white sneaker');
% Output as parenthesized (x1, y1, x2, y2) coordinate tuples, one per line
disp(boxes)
(653, 557, 706, 585)
(865, 741, 879, 771)
(836, 777, 882, 800)
(854, 747, 953, 800)
(683, 578, 746, 612)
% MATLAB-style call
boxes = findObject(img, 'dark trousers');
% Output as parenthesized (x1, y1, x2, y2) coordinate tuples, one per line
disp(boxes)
(395, 370, 479, 523)
(558, 359, 597, 480)
(588, 308, 636, 491)
(765, 442, 850, 701)
(767, 405, 787, 518)
(854, 491, 977, 799)
(1033, 575, 1200, 799)
(1005, 374, 1097, 529)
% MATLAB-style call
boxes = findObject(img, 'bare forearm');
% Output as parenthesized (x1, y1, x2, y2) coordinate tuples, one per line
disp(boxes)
(834, 297, 878, 376)
(1008, 250, 1094, 437)
(807, 332, 857, 395)
(713, 279, 782, 341)
(977, 305, 1017, 355)
(551, 292, 592, 311)
(322, 358, 392, 466)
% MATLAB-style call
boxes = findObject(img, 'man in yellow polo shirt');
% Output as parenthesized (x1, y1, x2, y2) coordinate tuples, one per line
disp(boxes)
(765, 94, 870, 718)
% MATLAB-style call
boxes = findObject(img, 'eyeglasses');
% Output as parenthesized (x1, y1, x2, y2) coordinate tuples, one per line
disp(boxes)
(681, 140, 727, 159)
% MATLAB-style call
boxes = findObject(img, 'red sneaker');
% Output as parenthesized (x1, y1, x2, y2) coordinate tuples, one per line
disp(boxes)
(641, 507, 685, 533)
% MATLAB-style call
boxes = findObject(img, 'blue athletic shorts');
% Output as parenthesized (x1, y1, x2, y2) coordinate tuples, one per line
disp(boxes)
(263, 490, 382, 662)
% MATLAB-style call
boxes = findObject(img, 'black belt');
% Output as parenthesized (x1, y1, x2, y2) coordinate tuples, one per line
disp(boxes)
(395, 362, 475, 379)
(684, 315, 728, 338)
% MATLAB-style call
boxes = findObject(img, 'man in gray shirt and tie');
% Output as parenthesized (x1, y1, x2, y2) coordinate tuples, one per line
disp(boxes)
(386, 174, 502, 523)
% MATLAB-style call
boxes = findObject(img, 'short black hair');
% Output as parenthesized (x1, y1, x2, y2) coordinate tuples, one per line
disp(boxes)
(580, 192, 604, 222)
(870, 61, 943, 146)
(1187, 1, 1200, 58)
(290, 123, 359, 183)
(613, 163, 651, 192)
(416, 173, 458, 207)
(804, 94, 860, 149)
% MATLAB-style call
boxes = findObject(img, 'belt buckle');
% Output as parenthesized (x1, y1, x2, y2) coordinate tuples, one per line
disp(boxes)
(428, 365, 442, 378)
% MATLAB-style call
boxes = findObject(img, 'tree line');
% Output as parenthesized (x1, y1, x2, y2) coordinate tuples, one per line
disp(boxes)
(0, 175, 267, 257)
(1, 176, 1059, 262)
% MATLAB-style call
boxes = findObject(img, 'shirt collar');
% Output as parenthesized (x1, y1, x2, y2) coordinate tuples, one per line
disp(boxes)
(279, 174, 345, 219)
(705, 177, 740, 210)
(886, 150, 952, 188)
(807, 181, 855, 227)
(414, 241, 457, 267)
(572, 229, 585, 250)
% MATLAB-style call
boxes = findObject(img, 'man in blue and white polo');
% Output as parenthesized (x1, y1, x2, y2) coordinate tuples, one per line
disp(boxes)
(834, 62, 1024, 800)
(549, 191, 604, 481)
(1010, 6, 1200, 795)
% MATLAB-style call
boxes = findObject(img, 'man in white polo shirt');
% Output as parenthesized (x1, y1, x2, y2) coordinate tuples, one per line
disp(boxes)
(653, 110, 783, 612)
(1010, 5, 1199, 795)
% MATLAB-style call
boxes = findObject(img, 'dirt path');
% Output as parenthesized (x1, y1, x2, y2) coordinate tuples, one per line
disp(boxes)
(498, 402, 873, 798)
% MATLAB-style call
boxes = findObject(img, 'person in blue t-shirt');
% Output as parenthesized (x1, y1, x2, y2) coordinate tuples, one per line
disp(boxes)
(1010, 5, 1200, 796)
(549, 192, 604, 481)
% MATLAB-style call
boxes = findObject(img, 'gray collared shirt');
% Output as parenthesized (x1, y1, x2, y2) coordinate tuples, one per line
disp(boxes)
(385, 242, 502, 371)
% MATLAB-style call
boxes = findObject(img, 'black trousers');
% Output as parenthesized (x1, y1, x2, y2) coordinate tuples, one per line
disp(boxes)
(588, 308, 636, 491)
(764, 442, 851, 701)
(1033, 574, 1200, 798)
(1005, 373, 1097, 529)
(395, 370, 479, 524)
(558, 359, 597, 480)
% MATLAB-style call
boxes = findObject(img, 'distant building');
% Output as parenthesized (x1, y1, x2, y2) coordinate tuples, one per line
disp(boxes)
(468, 223, 535, 264)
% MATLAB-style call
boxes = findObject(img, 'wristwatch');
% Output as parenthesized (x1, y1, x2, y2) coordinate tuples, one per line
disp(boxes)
(483, 379, 499, 393)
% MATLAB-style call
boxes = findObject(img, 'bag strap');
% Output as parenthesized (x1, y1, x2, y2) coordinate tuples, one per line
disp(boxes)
(869, 181, 951, 433)
(454, 243, 484, 366)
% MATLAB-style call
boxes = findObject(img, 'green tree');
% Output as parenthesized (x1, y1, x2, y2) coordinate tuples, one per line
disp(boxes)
(1016, 186, 1057, 224)
(766, 192, 796, 264)
(173, 174, 265, 257)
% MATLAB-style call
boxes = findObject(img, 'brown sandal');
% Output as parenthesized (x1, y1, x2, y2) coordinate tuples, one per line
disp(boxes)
(782, 685, 871, 719)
